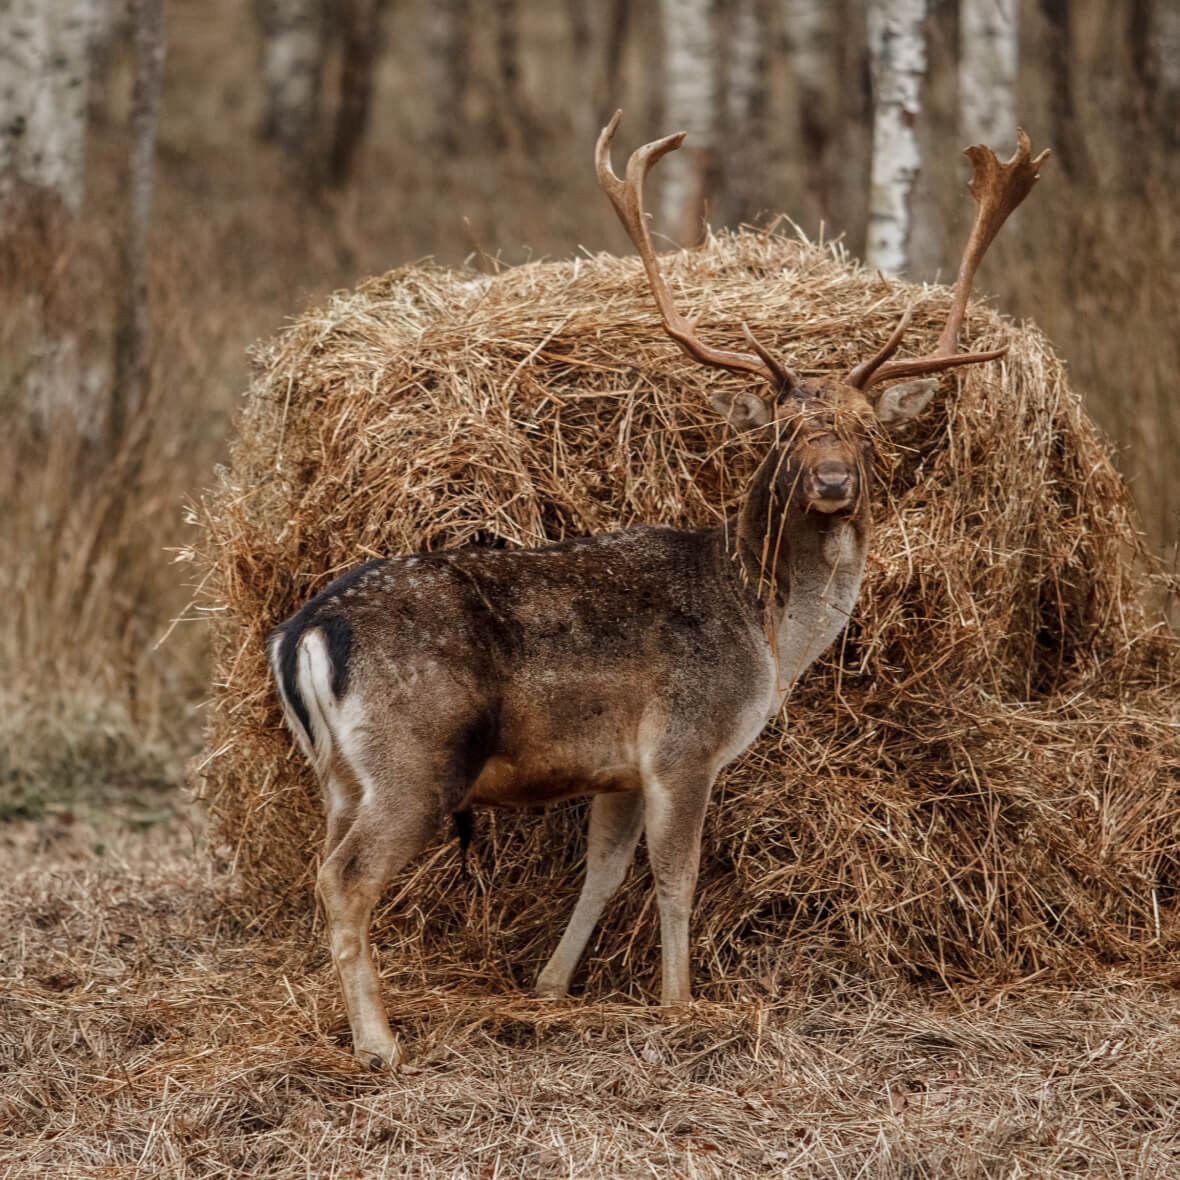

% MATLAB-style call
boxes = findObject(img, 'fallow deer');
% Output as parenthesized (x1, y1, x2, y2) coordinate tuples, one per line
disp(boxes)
(269, 113, 1048, 1069)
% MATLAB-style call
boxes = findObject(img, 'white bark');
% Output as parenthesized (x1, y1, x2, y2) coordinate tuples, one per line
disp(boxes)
(660, 0, 719, 244)
(865, 0, 928, 275)
(0, 0, 91, 211)
(258, 0, 323, 158)
(959, 0, 1018, 147)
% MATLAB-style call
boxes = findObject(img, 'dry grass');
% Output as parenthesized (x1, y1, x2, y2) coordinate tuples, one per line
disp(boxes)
(191, 228, 1180, 994)
(6, 4, 1180, 1172)
(5, 819, 1180, 1179)
(4, 0, 1179, 810)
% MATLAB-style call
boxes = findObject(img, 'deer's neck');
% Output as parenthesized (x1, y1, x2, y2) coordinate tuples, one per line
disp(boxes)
(730, 446, 870, 701)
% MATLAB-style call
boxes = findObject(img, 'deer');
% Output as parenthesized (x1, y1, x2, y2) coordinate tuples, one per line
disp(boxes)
(268, 112, 1048, 1070)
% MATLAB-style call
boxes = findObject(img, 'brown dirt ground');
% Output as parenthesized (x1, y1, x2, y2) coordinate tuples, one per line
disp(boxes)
(5, 813, 1180, 1179)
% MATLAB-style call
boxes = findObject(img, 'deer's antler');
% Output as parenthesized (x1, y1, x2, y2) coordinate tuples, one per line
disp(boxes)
(847, 130, 1051, 391)
(596, 111, 797, 391)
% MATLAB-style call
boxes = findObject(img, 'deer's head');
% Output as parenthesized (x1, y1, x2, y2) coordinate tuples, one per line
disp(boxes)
(596, 113, 1049, 520)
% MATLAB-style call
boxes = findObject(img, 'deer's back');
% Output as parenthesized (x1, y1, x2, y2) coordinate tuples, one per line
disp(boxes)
(272, 525, 778, 808)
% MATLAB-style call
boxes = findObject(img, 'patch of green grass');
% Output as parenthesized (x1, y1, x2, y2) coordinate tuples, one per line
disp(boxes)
(0, 724, 183, 827)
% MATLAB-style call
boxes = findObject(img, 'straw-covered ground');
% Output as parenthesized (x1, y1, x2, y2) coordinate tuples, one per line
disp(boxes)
(193, 228, 1180, 993)
(7, 229, 1180, 1177)
(6, 814, 1180, 1179)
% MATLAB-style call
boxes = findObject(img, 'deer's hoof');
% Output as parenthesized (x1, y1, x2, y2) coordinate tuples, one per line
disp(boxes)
(354, 1040, 400, 1072)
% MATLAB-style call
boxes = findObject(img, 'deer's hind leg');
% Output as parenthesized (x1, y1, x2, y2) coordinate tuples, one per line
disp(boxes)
(320, 761, 362, 860)
(316, 747, 449, 1071)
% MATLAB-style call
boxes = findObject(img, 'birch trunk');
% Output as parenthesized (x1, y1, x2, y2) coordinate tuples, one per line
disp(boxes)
(724, 0, 767, 226)
(959, 0, 1017, 147)
(1, 0, 92, 428)
(0, 0, 91, 211)
(423, 0, 469, 155)
(257, 0, 324, 169)
(781, 0, 837, 221)
(865, 0, 927, 275)
(661, 0, 719, 244)
(110, 0, 164, 448)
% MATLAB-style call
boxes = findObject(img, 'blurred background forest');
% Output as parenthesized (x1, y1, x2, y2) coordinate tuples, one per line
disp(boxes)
(2, 0, 1177, 820)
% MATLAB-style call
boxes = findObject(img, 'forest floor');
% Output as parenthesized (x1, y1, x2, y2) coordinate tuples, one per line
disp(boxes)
(4, 807, 1180, 1179)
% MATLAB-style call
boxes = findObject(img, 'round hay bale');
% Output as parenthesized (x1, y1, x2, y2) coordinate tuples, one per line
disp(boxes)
(193, 230, 1180, 991)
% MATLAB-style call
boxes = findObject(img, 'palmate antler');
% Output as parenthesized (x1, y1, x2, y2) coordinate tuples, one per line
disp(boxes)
(847, 131, 1051, 390)
(595, 111, 798, 392)
(598, 112, 1049, 400)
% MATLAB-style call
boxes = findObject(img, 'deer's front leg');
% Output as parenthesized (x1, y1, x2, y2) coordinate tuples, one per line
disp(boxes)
(536, 790, 645, 998)
(642, 771, 713, 1005)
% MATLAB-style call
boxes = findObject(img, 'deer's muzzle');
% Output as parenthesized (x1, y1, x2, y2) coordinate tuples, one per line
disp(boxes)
(806, 461, 856, 512)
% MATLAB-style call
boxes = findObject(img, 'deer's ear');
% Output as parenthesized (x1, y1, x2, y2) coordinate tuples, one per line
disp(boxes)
(710, 389, 771, 431)
(874, 377, 938, 432)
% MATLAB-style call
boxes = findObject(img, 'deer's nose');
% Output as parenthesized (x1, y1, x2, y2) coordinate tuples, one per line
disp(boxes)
(813, 461, 853, 500)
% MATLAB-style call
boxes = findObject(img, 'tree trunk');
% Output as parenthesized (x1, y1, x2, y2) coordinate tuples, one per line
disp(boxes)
(1037, 0, 1091, 182)
(492, 0, 528, 153)
(423, 0, 469, 155)
(86, 0, 123, 123)
(257, 0, 325, 176)
(599, 0, 631, 127)
(723, 0, 767, 226)
(1157, 0, 1180, 151)
(110, 0, 164, 449)
(865, 0, 927, 275)
(782, 0, 837, 224)
(0, 0, 91, 212)
(0, 0, 92, 429)
(959, 0, 1017, 147)
(661, 0, 719, 245)
(328, 0, 382, 188)
(566, 0, 631, 138)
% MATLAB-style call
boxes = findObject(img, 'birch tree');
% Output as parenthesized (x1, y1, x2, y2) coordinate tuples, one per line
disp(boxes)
(959, 0, 1017, 147)
(1, 0, 93, 427)
(110, 0, 164, 447)
(661, 0, 719, 244)
(0, 0, 91, 212)
(865, 0, 928, 275)
(257, 0, 325, 172)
